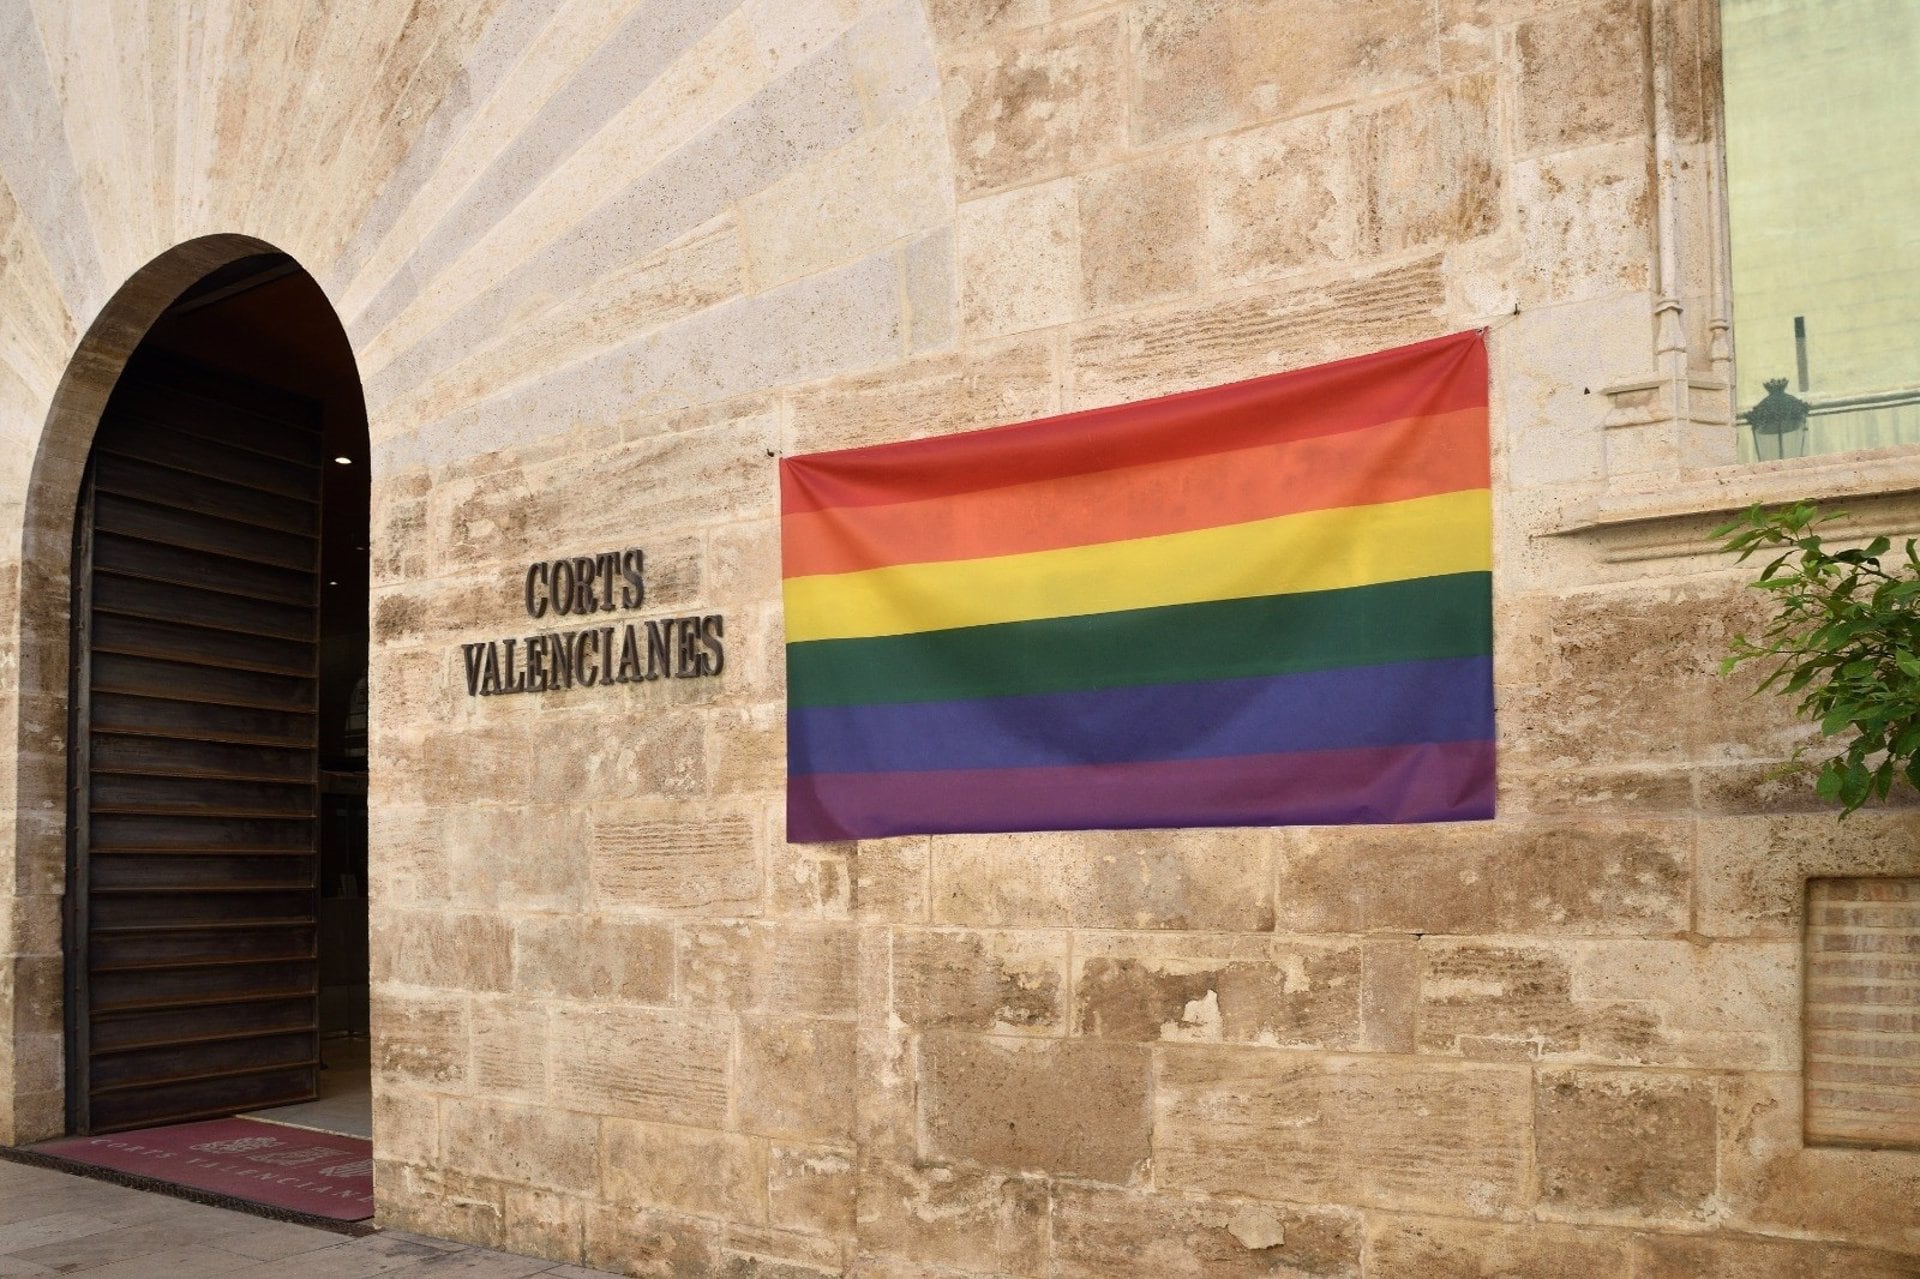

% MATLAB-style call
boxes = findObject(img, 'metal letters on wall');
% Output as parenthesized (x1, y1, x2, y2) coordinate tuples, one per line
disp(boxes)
(459, 548, 724, 696)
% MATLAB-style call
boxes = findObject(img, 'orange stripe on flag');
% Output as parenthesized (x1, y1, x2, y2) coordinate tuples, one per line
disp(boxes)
(782, 406, 1488, 579)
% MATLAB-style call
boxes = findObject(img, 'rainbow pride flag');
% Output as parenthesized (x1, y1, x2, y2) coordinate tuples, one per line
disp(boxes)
(780, 331, 1493, 842)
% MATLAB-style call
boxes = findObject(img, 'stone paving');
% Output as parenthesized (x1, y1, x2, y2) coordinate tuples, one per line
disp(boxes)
(0, 1158, 607, 1278)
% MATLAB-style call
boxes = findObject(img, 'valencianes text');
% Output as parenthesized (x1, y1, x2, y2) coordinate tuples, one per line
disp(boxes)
(460, 548, 724, 697)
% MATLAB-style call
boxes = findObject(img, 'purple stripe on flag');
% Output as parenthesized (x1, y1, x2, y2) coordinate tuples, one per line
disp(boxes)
(786, 738, 1495, 843)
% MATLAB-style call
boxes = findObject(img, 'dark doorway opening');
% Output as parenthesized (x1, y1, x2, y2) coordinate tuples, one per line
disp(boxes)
(63, 254, 371, 1140)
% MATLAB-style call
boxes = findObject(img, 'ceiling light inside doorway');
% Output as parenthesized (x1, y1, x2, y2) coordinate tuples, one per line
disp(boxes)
(333, 455, 352, 464)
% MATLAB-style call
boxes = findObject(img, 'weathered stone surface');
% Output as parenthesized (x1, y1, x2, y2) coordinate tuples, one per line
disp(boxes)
(1051, 1184, 1362, 1278)
(1207, 110, 1361, 286)
(942, 14, 1126, 196)
(470, 995, 547, 1100)
(1514, 0, 1648, 154)
(957, 178, 1080, 339)
(678, 921, 855, 1017)
(1078, 149, 1207, 313)
(1697, 812, 1920, 938)
(919, 1034, 1150, 1183)
(440, 1096, 598, 1194)
(1417, 940, 1796, 1068)
(1632, 1232, 1920, 1278)
(1156, 1049, 1532, 1214)
(931, 831, 1274, 931)
(891, 928, 1066, 1035)
(602, 1119, 767, 1222)
(1365, 1214, 1633, 1277)
(856, 1157, 1049, 1277)
(1534, 1069, 1718, 1221)
(550, 1003, 731, 1126)
(590, 807, 762, 915)
(739, 1015, 857, 1142)
(1274, 819, 1691, 936)
(784, 334, 1056, 456)
(372, 910, 513, 992)
(583, 1202, 722, 1279)
(1718, 1072, 1920, 1253)
(1072, 934, 1361, 1048)
(370, 989, 468, 1087)
(513, 915, 674, 1004)
(768, 1142, 857, 1238)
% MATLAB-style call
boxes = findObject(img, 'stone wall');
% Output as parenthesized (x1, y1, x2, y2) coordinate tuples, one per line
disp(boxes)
(1, 0, 1917, 1275)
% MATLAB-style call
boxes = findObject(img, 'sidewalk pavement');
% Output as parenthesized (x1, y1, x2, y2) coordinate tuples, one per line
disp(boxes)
(0, 1157, 608, 1278)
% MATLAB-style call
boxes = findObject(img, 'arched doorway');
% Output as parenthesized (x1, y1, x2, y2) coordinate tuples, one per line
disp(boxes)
(61, 251, 370, 1139)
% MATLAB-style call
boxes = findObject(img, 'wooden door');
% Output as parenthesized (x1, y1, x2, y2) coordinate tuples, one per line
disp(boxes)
(67, 351, 324, 1134)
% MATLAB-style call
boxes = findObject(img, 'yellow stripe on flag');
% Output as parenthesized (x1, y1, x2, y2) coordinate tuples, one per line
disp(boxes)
(783, 487, 1492, 643)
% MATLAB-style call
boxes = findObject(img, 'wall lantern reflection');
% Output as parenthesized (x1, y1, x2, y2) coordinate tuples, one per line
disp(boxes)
(1749, 377, 1811, 460)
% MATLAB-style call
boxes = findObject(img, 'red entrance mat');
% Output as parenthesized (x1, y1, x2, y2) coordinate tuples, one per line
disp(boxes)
(34, 1117, 374, 1221)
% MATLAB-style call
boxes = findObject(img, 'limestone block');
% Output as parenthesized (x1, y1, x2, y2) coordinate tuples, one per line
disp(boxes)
(1514, 0, 1648, 155)
(678, 921, 855, 1017)
(941, 13, 1126, 196)
(1513, 140, 1653, 306)
(1357, 73, 1501, 257)
(768, 839, 855, 921)
(445, 806, 592, 915)
(739, 1015, 858, 1142)
(785, 332, 1056, 455)
(1067, 255, 1448, 406)
(504, 1185, 587, 1266)
(1071, 933, 1361, 1049)
(1631, 1232, 1920, 1278)
(522, 707, 710, 802)
(370, 988, 469, 1088)
(921, 0, 1049, 50)
(1533, 1068, 1718, 1223)
(1363, 1213, 1633, 1277)
(931, 830, 1274, 931)
(1229, 0, 1439, 123)
(371, 1086, 439, 1166)
(1050, 1184, 1362, 1278)
(1490, 290, 1656, 490)
(584, 1202, 722, 1279)
(1077, 148, 1208, 313)
(721, 1222, 848, 1275)
(1696, 813, 1920, 939)
(439, 1095, 598, 1194)
(1361, 939, 1420, 1054)
(1155, 1049, 1532, 1215)
(918, 1033, 1150, 1183)
(513, 916, 674, 1004)
(855, 1156, 1049, 1277)
(1497, 584, 1810, 773)
(769, 1143, 857, 1238)
(1417, 940, 1797, 1069)
(1128, 0, 1238, 146)
(1207, 111, 1361, 286)
(376, 1159, 507, 1248)
(591, 805, 763, 915)
(708, 524, 781, 617)
(902, 227, 955, 353)
(850, 839, 930, 922)
(891, 927, 1065, 1035)
(470, 995, 548, 1101)
(957, 178, 1080, 339)
(1716, 1072, 1920, 1253)
(1273, 818, 1692, 936)
(603, 1118, 768, 1222)
(371, 909, 513, 993)
(740, 99, 951, 290)
(550, 1002, 731, 1126)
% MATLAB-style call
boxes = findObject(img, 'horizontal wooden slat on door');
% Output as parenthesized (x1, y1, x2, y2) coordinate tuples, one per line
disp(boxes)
(69, 350, 324, 1134)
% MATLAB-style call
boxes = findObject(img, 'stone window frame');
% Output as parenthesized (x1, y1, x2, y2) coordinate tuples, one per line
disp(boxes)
(1550, 0, 1920, 562)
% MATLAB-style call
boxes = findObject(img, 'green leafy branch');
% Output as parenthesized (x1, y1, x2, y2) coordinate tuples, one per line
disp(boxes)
(1714, 502, 1920, 815)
